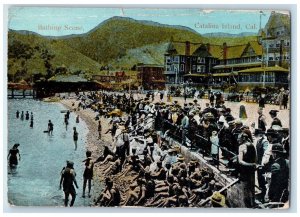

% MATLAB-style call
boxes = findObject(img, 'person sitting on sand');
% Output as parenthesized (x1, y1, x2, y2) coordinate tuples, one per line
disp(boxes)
(151, 161, 166, 181)
(95, 178, 121, 207)
(103, 154, 122, 175)
(95, 146, 114, 163)
(122, 182, 139, 206)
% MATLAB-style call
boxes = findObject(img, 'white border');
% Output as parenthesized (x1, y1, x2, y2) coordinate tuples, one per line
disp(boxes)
(1, 0, 299, 216)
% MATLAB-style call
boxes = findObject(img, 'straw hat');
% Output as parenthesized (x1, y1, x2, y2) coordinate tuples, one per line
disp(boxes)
(177, 154, 185, 161)
(211, 192, 226, 207)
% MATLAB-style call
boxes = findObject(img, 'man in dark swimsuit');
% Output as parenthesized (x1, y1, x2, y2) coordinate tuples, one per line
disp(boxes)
(48, 120, 54, 135)
(16, 110, 20, 119)
(59, 161, 79, 207)
(25, 111, 29, 120)
(7, 143, 21, 168)
(82, 151, 94, 198)
(73, 127, 78, 150)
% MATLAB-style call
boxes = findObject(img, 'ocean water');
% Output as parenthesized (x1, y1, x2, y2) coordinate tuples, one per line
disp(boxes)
(7, 99, 92, 207)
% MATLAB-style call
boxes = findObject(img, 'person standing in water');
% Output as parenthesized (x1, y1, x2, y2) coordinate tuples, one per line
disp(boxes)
(76, 115, 80, 123)
(30, 119, 34, 128)
(20, 111, 24, 120)
(16, 110, 20, 119)
(7, 143, 21, 169)
(73, 127, 78, 150)
(82, 150, 94, 198)
(64, 114, 69, 130)
(59, 161, 79, 207)
(25, 111, 30, 120)
(30, 113, 34, 128)
(48, 120, 54, 135)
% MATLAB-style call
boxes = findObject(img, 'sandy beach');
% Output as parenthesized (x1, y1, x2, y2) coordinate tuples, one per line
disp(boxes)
(59, 93, 290, 207)
(60, 99, 113, 204)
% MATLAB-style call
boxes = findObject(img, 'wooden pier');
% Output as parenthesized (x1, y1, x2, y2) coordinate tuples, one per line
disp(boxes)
(8, 89, 37, 99)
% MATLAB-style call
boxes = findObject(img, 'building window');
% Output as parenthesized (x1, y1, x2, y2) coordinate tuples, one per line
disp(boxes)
(197, 57, 205, 63)
(166, 56, 171, 63)
(181, 56, 185, 63)
(276, 41, 281, 48)
(268, 53, 275, 61)
(192, 65, 196, 71)
(285, 40, 290, 47)
(180, 64, 184, 71)
(269, 43, 274, 48)
(174, 66, 178, 73)
(173, 56, 179, 63)
(201, 66, 205, 73)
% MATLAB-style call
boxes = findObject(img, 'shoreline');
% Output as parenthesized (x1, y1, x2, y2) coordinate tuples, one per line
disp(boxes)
(59, 99, 113, 204)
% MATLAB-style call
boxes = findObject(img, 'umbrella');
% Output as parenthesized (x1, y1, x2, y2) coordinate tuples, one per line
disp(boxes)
(108, 109, 123, 117)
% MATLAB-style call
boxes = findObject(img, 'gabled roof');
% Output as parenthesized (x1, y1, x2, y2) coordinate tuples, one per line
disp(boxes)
(165, 40, 262, 60)
(249, 41, 263, 56)
(208, 45, 223, 59)
(192, 44, 212, 57)
(165, 42, 202, 56)
(265, 12, 291, 35)
(221, 44, 247, 60)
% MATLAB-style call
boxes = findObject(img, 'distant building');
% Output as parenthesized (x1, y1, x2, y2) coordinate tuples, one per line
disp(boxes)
(260, 11, 290, 69)
(137, 64, 165, 90)
(92, 71, 130, 83)
(164, 12, 290, 88)
(164, 41, 262, 87)
(164, 41, 218, 85)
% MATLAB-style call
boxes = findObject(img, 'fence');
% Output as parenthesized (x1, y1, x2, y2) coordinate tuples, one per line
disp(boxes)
(158, 119, 239, 172)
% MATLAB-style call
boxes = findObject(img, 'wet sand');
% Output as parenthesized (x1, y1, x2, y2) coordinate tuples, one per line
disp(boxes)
(60, 99, 113, 204)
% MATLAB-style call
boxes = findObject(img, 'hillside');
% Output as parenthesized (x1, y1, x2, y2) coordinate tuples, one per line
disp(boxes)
(8, 30, 102, 82)
(61, 16, 204, 64)
(8, 16, 260, 82)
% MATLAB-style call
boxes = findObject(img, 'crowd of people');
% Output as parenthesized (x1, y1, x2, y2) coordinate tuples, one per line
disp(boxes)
(58, 88, 289, 208)
(9, 87, 290, 208)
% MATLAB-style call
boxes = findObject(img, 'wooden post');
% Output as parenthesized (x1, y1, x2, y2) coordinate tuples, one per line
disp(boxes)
(11, 89, 14, 99)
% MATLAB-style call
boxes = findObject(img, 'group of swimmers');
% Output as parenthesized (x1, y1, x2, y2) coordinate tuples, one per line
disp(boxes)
(16, 110, 34, 128)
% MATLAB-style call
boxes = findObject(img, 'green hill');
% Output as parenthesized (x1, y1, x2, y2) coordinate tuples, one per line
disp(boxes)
(8, 30, 103, 82)
(7, 16, 260, 82)
(61, 16, 204, 64)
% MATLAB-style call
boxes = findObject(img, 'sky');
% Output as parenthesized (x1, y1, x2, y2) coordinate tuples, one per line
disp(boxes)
(7, 7, 286, 36)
